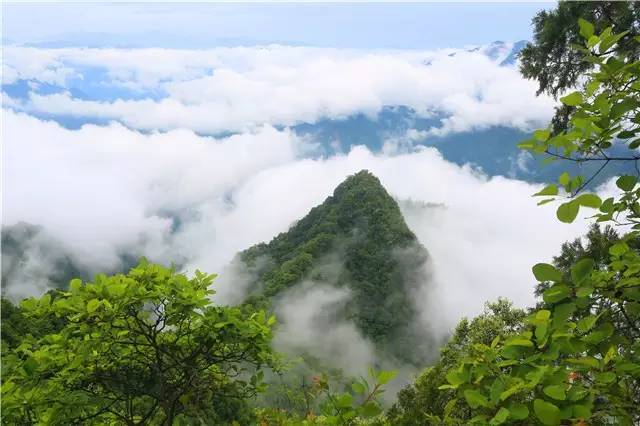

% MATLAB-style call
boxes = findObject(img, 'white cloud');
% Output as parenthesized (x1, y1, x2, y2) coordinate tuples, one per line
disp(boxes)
(2, 108, 593, 336)
(2, 110, 302, 274)
(4, 45, 555, 136)
(2, 48, 79, 86)
(273, 282, 376, 376)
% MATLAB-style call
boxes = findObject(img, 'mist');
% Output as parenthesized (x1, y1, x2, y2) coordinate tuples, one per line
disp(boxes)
(3, 110, 591, 328)
(2, 39, 593, 389)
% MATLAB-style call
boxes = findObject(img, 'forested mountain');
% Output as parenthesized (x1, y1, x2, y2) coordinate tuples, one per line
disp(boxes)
(1, 223, 88, 298)
(3, 3, 640, 424)
(237, 170, 434, 364)
(1, 223, 139, 299)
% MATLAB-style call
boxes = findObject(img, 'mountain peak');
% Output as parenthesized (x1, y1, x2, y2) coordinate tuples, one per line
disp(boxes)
(336, 169, 379, 188)
(238, 171, 434, 364)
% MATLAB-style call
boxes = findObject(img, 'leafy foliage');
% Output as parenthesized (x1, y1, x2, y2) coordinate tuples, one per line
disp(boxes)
(437, 245, 640, 425)
(435, 22, 640, 426)
(256, 368, 395, 425)
(520, 2, 639, 130)
(520, 23, 640, 226)
(1, 261, 276, 425)
(387, 300, 526, 425)
(1, 295, 65, 352)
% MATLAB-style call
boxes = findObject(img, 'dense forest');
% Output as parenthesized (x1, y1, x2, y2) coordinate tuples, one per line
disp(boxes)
(239, 170, 435, 365)
(2, 1, 640, 425)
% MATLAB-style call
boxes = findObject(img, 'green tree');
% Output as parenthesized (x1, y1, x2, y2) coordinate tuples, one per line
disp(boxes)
(552, 224, 621, 275)
(1, 261, 276, 425)
(520, 1, 639, 131)
(256, 368, 395, 426)
(387, 300, 526, 425)
(534, 224, 624, 298)
(1, 290, 68, 358)
(438, 23, 640, 426)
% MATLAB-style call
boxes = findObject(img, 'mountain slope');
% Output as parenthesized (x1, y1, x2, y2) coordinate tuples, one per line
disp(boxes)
(238, 170, 433, 363)
(1, 223, 89, 299)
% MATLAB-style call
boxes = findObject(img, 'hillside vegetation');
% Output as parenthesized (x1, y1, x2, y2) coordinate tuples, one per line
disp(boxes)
(240, 170, 432, 364)
(2, 4, 640, 425)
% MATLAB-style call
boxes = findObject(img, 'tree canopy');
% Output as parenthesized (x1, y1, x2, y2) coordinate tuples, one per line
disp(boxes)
(1, 261, 276, 425)
(432, 21, 640, 426)
(520, 1, 639, 131)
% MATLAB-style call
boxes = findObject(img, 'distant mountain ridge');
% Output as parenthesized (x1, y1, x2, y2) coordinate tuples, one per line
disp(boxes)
(236, 170, 435, 364)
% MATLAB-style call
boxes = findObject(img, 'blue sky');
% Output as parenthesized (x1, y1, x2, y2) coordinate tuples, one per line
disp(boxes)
(3, 2, 551, 49)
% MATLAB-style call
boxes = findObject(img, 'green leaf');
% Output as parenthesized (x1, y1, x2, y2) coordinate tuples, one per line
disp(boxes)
(533, 129, 551, 141)
(543, 385, 566, 401)
(23, 357, 39, 375)
(568, 386, 589, 402)
(504, 337, 533, 348)
(574, 193, 601, 209)
(557, 201, 579, 223)
(490, 335, 500, 348)
(518, 140, 536, 150)
(108, 283, 126, 297)
(595, 372, 616, 384)
(618, 130, 637, 139)
(443, 398, 458, 419)
(577, 315, 598, 333)
(583, 322, 614, 344)
(600, 30, 630, 54)
(552, 303, 576, 326)
(376, 370, 397, 385)
(361, 401, 381, 418)
(533, 399, 561, 425)
(508, 403, 529, 420)
(39, 293, 52, 308)
(576, 285, 594, 298)
(534, 185, 559, 197)
(571, 258, 594, 284)
(532, 263, 562, 282)
(445, 370, 465, 387)
(609, 242, 629, 257)
(543, 284, 570, 304)
(489, 378, 505, 403)
(616, 175, 637, 192)
(69, 278, 83, 292)
(560, 92, 583, 107)
(351, 382, 365, 394)
(336, 393, 352, 408)
(499, 385, 522, 401)
(86, 299, 100, 313)
(558, 172, 570, 186)
(566, 357, 600, 368)
(578, 18, 594, 39)
(535, 324, 548, 342)
(572, 403, 592, 419)
(599, 197, 614, 213)
(463, 389, 489, 408)
(489, 407, 510, 425)
(538, 198, 556, 206)
(536, 310, 551, 321)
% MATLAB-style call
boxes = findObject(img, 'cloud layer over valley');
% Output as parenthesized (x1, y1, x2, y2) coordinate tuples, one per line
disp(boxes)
(3, 108, 589, 328)
(2, 40, 592, 350)
(4, 43, 554, 136)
